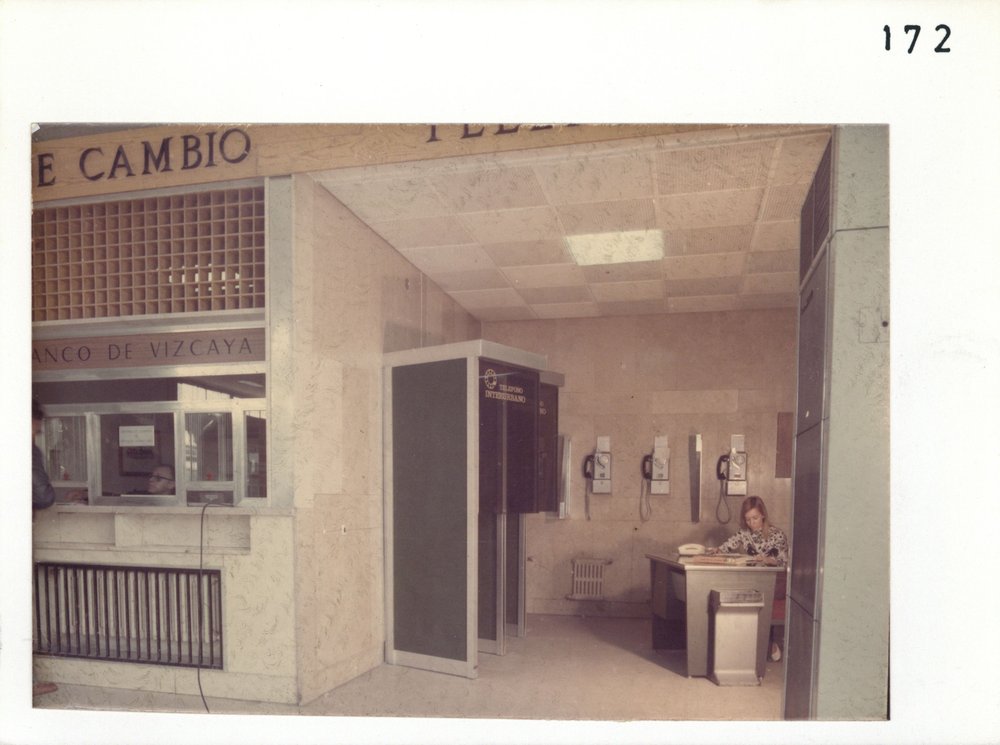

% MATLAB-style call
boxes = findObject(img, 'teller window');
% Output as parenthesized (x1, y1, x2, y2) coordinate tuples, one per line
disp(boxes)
(34, 373, 266, 507)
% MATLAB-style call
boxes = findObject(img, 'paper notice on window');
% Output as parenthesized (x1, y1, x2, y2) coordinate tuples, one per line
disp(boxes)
(119, 425, 155, 447)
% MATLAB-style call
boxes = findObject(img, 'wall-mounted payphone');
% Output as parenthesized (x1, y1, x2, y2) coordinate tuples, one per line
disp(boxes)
(717, 434, 748, 497)
(639, 435, 670, 522)
(583, 436, 612, 494)
(642, 435, 670, 495)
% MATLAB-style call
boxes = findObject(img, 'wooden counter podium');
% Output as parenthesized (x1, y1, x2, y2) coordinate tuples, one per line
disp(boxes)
(647, 553, 783, 680)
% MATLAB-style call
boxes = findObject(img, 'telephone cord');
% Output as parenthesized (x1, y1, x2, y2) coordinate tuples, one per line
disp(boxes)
(639, 477, 652, 522)
(715, 479, 731, 524)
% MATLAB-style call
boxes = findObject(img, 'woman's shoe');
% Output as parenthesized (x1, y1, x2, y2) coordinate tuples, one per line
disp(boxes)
(33, 682, 58, 696)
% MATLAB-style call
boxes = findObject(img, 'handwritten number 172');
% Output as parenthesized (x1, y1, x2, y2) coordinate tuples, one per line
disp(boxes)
(884, 24, 951, 53)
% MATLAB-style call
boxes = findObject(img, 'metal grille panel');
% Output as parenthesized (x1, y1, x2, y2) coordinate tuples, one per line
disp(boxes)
(31, 186, 265, 321)
(568, 557, 611, 600)
(33, 562, 223, 669)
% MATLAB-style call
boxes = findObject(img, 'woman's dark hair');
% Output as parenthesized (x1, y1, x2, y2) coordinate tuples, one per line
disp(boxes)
(32, 398, 45, 422)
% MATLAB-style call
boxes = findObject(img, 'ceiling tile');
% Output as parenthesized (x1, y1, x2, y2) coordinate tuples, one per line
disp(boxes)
(431, 268, 511, 292)
(590, 280, 664, 303)
(556, 198, 656, 235)
(448, 287, 526, 309)
(662, 252, 747, 280)
(743, 271, 799, 294)
(667, 294, 743, 313)
(532, 152, 654, 204)
(747, 250, 798, 274)
(518, 285, 593, 304)
(751, 220, 799, 253)
(664, 276, 743, 297)
(370, 216, 474, 248)
(502, 263, 586, 289)
(597, 298, 668, 316)
(737, 292, 798, 309)
(460, 206, 563, 243)
(656, 188, 764, 229)
(399, 244, 496, 274)
(654, 140, 775, 194)
(665, 225, 753, 256)
(769, 133, 832, 185)
(483, 239, 573, 267)
(761, 183, 810, 221)
(532, 302, 601, 319)
(582, 260, 663, 283)
(425, 166, 549, 213)
(318, 177, 450, 222)
(472, 305, 539, 322)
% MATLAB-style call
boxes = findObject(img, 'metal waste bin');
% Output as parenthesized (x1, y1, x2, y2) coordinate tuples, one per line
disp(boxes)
(709, 589, 763, 686)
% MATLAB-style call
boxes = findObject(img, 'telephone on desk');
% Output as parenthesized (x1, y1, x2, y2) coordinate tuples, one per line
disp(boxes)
(678, 543, 706, 556)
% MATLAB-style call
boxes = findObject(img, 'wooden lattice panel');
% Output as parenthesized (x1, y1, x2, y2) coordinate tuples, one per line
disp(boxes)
(32, 186, 265, 321)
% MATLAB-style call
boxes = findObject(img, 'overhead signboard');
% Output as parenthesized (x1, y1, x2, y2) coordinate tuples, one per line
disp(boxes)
(31, 328, 265, 372)
(31, 123, 715, 202)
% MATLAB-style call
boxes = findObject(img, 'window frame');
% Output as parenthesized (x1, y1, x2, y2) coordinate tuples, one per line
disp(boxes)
(40, 397, 267, 507)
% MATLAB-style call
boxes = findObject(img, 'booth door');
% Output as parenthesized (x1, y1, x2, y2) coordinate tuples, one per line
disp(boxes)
(387, 359, 477, 678)
(478, 359, 537, 654)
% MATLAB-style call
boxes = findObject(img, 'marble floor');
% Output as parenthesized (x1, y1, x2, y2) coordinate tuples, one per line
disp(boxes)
(33, 614, 783, 722)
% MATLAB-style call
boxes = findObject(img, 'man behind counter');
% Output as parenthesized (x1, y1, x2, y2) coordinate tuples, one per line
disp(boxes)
(146, 464, 176, 495)
(31, 399, 56, 511)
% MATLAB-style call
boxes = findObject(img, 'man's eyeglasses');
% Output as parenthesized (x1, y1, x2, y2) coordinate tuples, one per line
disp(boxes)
(148, 475, 174, 482)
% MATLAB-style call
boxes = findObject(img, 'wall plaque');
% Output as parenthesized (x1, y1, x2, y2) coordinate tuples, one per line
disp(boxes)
(32, 328, 265, 372)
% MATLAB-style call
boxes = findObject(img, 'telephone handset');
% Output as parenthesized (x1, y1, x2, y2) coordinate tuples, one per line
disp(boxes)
(583, 453, 610, 478)
(717, 453, 747, 481)
(642, 454, 653, 480)
(716, 453, 729, 481)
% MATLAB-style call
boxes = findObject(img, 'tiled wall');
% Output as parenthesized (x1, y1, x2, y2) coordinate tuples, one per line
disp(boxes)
(484, 309, 796, 616)
(288, 176, 480, 703)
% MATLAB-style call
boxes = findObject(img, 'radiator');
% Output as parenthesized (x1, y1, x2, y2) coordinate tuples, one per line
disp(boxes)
(567, 557, 612, 600)
(33, 562, 223, 669)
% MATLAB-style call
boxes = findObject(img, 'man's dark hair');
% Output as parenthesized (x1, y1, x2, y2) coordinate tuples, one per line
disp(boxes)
(32, 398, 45, 422)
(152, 464, 175, 480)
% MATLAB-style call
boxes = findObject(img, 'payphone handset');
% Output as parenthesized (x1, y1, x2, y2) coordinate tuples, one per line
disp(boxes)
(641, 435, 670, 495)
(583, 436, 612, 494)
(716, 434, 747, 496)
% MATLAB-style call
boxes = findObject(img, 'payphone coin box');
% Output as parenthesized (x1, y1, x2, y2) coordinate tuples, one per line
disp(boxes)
(591, 435, 611, 493)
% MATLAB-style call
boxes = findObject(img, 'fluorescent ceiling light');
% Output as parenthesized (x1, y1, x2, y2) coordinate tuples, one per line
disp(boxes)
(566, 229, 664, 266)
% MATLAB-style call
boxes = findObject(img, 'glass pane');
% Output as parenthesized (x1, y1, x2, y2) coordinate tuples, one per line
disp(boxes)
(245, 410, 267, 498)
(98, 412, 175, 495)
(34, 373, 265, 404)
(44, 416, 87, 484)
(184, 412, 233, 482)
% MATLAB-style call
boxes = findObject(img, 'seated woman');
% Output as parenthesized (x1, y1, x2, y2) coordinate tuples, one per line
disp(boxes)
(708, 495, 788, 660)
(709, 495, 788, 565)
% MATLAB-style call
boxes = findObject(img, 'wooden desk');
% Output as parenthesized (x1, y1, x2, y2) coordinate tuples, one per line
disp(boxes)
(647, 553, 782, 680)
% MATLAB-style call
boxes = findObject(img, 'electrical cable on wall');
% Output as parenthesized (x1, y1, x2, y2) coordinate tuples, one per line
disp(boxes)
(197, 501, 223, 713)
